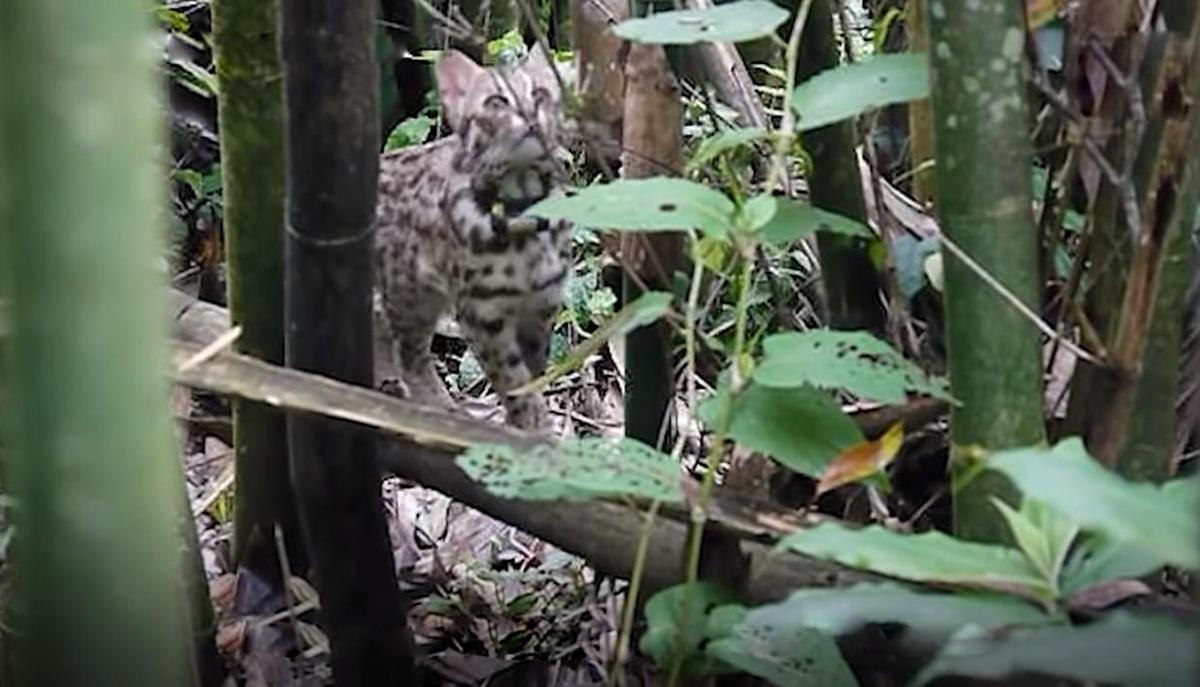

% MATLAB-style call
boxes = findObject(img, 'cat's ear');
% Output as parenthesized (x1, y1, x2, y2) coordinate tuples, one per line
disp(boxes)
(436, 50, 485, 131)
(523, 45, 557, 90)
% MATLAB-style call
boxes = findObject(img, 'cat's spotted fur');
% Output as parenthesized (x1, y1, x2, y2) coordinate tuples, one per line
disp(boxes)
(374, 47, 570, 430)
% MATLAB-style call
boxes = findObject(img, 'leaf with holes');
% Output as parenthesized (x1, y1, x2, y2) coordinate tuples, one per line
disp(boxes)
(754, 330, 953, 404)
(780, 522, 1050, 601)
(751, 196, 874, 244)
(738, 582, 1048, 654)
(792, 53, 930, 132)
(707, 622, 857, 687)
(697, 378, 862, 477)
(989, 438, 1200, 570)
(457, 437, 684, 503)
(614, 0, 789, 45)
(687, 127, 770, 173)
(914, 612, 1199, 687)
(641, 583, 740, 675)
(526, 178, 735, 239)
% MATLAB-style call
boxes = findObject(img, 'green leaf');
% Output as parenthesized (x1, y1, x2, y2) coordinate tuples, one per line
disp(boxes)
(172, 169, 204, 198)
(457, 437, 683, 503)
(384, 115, 434, 151)
(168, 58, 219, 98)
(741, 582, 1049, 652)
(792, 54, 930, 132)
(515, 291, 672, 394)
(779, 522, 1049, 600)
(739, 194, 778, 233)
(1060, 534, 1167, 596)
(687, 127, 770, 173)
(527, 178, 735, 239)
(988, 438, 1200, 570)
(992, 499, 1077, 588)
(155, 7, 190, 32)
(754, 330, 953, 404)
(697, 379, 862, 477)
(914, 612, 1199, 687)
(755, 197, 874, 244)
(641, 583, 738, 673)
(613, 0, 788, 45)
(707, 624, 857, 687)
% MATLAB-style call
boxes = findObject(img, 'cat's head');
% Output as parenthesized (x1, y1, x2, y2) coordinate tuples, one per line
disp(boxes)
(436, 47, 563, 173)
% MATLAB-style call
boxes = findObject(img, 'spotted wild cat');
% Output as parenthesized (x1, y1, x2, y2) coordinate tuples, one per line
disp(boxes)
(373, 46, 570, 431)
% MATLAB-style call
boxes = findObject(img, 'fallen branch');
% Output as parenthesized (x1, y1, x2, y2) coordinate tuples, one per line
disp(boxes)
(169, 337, 870, 603)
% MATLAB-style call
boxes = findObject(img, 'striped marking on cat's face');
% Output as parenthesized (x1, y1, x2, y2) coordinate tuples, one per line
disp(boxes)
(437, 48, 562, 171)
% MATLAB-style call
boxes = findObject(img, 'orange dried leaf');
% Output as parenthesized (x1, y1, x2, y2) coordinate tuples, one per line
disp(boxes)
(816, 421, 904, 495)
(1026, 0, 1059, 30)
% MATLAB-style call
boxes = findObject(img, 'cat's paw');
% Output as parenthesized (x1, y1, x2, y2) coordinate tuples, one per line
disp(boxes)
(378, 377, 410, 399)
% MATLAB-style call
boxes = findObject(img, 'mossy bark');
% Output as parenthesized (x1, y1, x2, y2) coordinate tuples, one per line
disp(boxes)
(212, 0, 307, 582)
(928, 1, 1047, 542)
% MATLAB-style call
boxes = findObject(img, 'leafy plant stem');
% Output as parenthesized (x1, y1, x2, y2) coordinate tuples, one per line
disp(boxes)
(608, 499, 662, 687)
(665, 246, 755, 687)
(771, 0, 814, 193)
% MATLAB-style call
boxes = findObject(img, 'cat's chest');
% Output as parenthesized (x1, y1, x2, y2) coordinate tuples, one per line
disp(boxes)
(436, 167, 566, 288)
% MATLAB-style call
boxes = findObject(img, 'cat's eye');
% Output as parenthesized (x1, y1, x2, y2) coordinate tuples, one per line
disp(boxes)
(532, 87, 551, 104)
(484, 94, 510, 108)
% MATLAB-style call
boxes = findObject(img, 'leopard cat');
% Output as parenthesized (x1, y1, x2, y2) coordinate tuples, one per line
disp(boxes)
(373, 46, 571, 431)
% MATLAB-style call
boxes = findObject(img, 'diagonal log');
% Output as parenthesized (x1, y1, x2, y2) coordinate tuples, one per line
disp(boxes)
(166, 290, 870, 603)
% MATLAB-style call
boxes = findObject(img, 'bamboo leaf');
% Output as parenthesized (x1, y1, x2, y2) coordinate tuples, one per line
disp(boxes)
(754, 329, 953, 403)
(513, 291, 672, 395)
(614, 0, 789, 45)
(792, 53, 930, 132)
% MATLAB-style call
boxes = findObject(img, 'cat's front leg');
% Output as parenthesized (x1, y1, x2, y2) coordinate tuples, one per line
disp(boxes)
(459, 296, 551, 432)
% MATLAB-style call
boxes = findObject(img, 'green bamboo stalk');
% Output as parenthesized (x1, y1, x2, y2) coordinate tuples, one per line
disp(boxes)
(791, 0, 887, 335)
(928, 1, 1046, 542)
(0, 0, 193, 684)
(212, 0, 307, 580)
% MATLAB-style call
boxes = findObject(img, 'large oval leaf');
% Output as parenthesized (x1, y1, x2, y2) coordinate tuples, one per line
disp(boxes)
(989, 438, 1200, 570)
(742, 582, 1048, 651)
(780, 522, 1049, 600)
(792, 53, 930, 132)
(526, 178, 735, 239)
(914, 612, 1199, 687)
(614, 0, 788, 45)
(746, 195, 874, 244)
(697, 379, 863, 477)
(754, 329, 953, 404)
